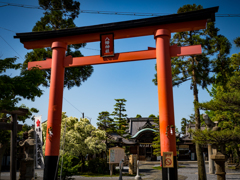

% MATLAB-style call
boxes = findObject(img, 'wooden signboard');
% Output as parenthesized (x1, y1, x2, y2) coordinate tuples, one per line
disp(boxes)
(163, 152, 174, 168)
(109, 146, 125, 164)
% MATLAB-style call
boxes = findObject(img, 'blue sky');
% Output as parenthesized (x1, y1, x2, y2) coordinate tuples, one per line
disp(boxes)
(1, 0, 240, 131)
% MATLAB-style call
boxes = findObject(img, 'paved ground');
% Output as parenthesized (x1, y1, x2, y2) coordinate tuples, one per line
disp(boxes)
(1, 161, 240, 180)
(178, 162, 240, 180)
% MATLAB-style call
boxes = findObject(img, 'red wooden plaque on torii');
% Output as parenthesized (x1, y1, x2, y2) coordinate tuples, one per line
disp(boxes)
(14, 6, 219, 180)
(100, 33, 114, 57)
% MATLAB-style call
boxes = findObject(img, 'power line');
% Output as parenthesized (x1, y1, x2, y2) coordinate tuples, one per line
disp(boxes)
(216, 14, 240, 17)
(0, 2, 240, 17)
(0, 2, 42, 10)
(63, 97, 92, 120)
(0, 27, 100, 52)
(80, 10, 170, 17)
(0, 27, 16, 33)
(0, 35, 24, 60)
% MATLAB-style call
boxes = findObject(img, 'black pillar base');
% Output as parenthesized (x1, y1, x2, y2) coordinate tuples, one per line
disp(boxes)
(162, 156, 178, 180)
(44, 156, 59, 180)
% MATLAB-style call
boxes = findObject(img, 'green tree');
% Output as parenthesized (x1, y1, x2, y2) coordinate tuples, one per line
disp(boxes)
(198, 53, 240, 164)
(97, 111, 115, 153)
(0, 58, 44, 110)
(234, 37, 240, 47)
(111, 99, 129, 138)
(180, 114, 195, 134)
(22, 0, 93, 89)
(97, 111, 115, 133)
(150, 114, 160, 156)
(0, 56, 45, 173)
(152, 4, 231, 179)
(0, 113, 10, 174)
(57, 153, 81, 180)
(42, 113, 106, 172)
(135, 114, 142, 118)
(181, 118, 188, 134)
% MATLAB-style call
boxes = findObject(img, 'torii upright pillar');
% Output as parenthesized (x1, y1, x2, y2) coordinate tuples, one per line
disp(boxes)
(44, 42, 67, 180)
(155, 29, 177, 180)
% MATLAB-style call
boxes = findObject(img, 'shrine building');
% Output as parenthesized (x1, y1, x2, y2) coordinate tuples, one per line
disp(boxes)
(108, 118, 209, 162)
(108, 117, 158, 161)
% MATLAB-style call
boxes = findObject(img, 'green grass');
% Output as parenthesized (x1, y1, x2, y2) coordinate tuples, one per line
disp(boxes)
(153, 166, 162, 170)
(228, 166, 239, 170)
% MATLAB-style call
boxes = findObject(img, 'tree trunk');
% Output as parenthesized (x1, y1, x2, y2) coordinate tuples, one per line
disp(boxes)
(192, 65, 207, 180)
(0, 142, 8, 174)
(80, 155, 85, 173)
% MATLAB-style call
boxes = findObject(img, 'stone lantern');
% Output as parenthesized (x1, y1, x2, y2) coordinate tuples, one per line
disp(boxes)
(211, 151, 226, 180)
(18, 129, 35, 180)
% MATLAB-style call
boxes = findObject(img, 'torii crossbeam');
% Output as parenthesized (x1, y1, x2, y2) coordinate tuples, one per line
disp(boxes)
(15, 6, 218, 180)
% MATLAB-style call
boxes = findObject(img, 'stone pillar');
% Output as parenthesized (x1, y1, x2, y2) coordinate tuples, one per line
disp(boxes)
(129, 154, 138, 174)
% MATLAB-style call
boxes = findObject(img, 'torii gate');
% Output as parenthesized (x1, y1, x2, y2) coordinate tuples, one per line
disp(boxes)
(15, 6, 218, 180)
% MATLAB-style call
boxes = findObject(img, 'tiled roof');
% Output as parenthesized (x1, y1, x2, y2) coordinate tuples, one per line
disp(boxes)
(127, 117, 158, 136)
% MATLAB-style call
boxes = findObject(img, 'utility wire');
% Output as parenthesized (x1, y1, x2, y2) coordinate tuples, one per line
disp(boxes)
(0, 27, 100, 52)
(63, 97, 92, 120)
(79, 10, 170, 16)
(0, 27, 16, 33)
(0, 35, 24, 60)
(0, 2, 42, 9)
(0, 2, 240, 17)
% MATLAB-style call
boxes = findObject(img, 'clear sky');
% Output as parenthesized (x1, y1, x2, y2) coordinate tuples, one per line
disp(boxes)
(1, 0, 240, 131)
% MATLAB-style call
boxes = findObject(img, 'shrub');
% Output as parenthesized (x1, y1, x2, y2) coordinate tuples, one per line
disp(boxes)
(58, 154, 82, 180)
(87, 158, 109, 174)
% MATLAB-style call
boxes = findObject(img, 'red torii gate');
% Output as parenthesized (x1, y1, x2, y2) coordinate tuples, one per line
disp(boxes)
(15, 6, 218, 180)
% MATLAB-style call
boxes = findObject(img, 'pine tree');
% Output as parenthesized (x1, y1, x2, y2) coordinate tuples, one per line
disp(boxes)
(135, 114, 142, 118)
(149, 114, 160, 156)
(97, 111, 115, 152)
(198, 52, 240, 165)
(180, 118, 188, 134)
(234, 37, 240, 47)
(152, 4, 231, 180)
(180, 115, 196, 134)
(21, 0, 93, 89)
(111, 99, 129, 138)
(97, 111, 115, 133)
